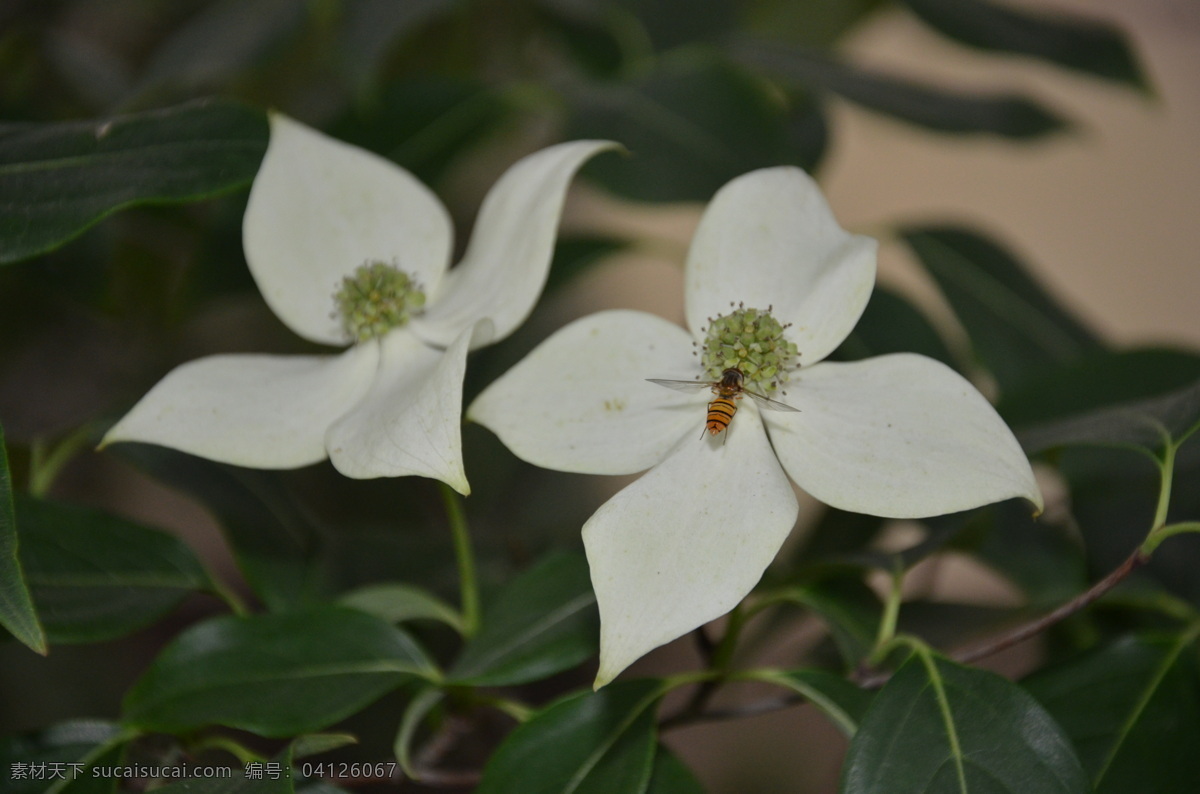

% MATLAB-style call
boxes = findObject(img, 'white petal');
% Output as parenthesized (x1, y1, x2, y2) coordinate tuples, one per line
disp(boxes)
(243, 113, 453, 345)
(412, 140, 619, 349)
(583, 408, 799, 687)
(101, 345, 379, 468)
(684, 167, 876, 365)
(766, 354, 1043, 518)
(325, 325, 478, 493)
(469, 310, 702, 475)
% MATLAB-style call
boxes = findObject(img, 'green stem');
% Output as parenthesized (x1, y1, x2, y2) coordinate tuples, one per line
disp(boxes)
(439, 483, 480, 638)
(869, 559, 905, 665)
(208, 576, 249, 617)
(712, 605, 744, 672)
(1141, 521, 1200, 557)
(1150, 441, 1176, 531)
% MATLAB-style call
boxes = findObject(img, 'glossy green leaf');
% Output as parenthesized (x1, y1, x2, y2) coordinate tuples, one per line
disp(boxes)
(338, 583, 464, 633)
(903, 0, 1146, 90)
(752, 669, 874, 736)
(841, 650, 1088, 793)
(122, 605, 436, 737)
(0, 720, 128, 794)
(832, 286, 955, 367)
(732, 40, 1068, 138)
(449, 552, 598, 686)
(566, 57, 826, 202)
(16, 494, 211, 643)
(1017, 377, 1200, 456)
(477, 679, 664, 794)
(902, 226, 1104, 394)
(0, 423, 45, 653)
(1024, 632, 1200, 793)
(0, 99, 267, 265)
(999, 348, 1200, 429)
(113, 444, 327, 611)
(645, 746, 705, 794)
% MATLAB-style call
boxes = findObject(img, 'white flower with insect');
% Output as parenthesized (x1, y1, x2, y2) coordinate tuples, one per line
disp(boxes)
(469, 167, 1043, 686)
(103, 114, 616, 494)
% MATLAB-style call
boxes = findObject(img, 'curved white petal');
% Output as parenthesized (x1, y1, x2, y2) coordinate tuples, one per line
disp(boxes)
(583, 408, 799, 687)
(325, 325, 478, 493)
(766, 354, 1043, 518)
(244, 113, 453, 345)
(412, 140, 619, 349)
(684, 167, 876, 365)
(469, 310, 702, 475)
(101, 345, 379, 468)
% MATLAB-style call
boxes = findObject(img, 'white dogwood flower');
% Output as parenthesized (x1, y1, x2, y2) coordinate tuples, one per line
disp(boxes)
(470, 167, 1043, 686)
(103, 114, 614, 494)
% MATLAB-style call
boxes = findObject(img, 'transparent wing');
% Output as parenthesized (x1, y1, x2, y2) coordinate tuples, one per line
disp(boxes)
(743, 389, 800, 412)
(646, 378, 712, 393)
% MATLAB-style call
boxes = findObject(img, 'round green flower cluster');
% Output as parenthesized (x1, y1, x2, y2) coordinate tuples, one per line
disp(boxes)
(334, 262, 426, 342)
(699, 304, 798, 392)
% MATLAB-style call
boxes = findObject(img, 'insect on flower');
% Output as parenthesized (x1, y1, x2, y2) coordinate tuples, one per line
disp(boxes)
(647, 367, 799, 439)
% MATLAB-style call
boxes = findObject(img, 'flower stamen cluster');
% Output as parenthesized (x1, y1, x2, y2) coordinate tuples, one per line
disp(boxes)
(699, 303, 798, 392)
(334, 261, 426, 342)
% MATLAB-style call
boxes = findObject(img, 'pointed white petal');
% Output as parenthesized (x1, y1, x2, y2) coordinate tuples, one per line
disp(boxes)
(469, 310, 702, 475)
(584, 408, 799, 687)
(101, 345, 379, 468)
(243, 114, 453, 345)
(766, 354, 1043, 518)
(685, 168, 876, 365)
(325, 325, 477, 493)
(412, 140, 619, 349)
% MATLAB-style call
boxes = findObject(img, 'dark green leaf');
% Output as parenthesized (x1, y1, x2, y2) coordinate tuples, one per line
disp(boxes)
(1018, 378, 1200, 456)
(1000, 348, 1200, 429)
(566, 57, 826, 202)
(0, 422, 45, 653)
(113, 444, 327, 611)
(646, 746, 705, 794)
(0, 720, 128, 794)
(732, 40, 1068, 138)
(1024, 632, 1200, 793)
(16, 494, 211, 643)
(842, 651, 1088, 793)
(832, 286, 955, 367)
(338, 582, 464, 633)
(969, 499, 1087, 607)
(150, 737, 314, 794)
(334, 76, 514, 186)
(449, 552, 598, 686)
(122, 605, 435, 737)
(477, 679, 663, 794)
(783, 576, 881, 667)
(903, 0, 1146, 89)
(755, 669, 874, 736)
(130, 0, 306, 101)
(0, 99, 267, 265)
(902, 226, 1104, 394)
(617, 0, 738, 51)
(337, 0, 458, 89)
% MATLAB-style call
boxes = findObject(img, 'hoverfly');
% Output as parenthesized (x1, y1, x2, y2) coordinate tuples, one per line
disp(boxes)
(647, 367, 799, 440)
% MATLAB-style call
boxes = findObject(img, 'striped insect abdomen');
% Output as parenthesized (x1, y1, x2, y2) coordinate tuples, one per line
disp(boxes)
(706, 395, 738, 435)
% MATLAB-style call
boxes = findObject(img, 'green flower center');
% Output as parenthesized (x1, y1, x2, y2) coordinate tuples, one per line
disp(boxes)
(333, 261, 426, 342)
(699, 304, 798, 392)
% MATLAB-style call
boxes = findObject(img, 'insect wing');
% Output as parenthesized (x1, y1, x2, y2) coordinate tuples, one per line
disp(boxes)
(743, 389, 800, 412)
(646, 378, 712, 393)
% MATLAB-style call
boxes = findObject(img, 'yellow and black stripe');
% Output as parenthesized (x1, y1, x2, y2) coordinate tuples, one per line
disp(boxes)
(705, 395, 738, 435)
